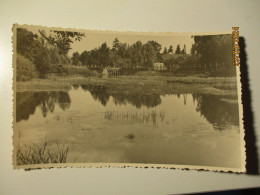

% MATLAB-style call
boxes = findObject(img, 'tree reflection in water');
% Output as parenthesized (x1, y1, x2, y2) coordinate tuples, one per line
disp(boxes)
(80, 85, 239, 130)
(81, 85, 110, 106)
(113, 94, 161, 109)
(192, 94, 239, 130)
(16, 91, 71, 122)
(16, 85, 239, 132)
(81, 85, 161, 109)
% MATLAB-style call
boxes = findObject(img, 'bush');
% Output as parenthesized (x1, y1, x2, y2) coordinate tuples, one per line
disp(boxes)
(50, 64, 69, 74)
(16, 53, 37, 81)
(77, 61, 83, 66)
(34, 47, 51, 74)
(60, 55, 71, 66)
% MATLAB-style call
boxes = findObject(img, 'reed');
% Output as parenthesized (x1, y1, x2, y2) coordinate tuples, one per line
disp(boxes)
(126, 134, 135, 140)
(104, 110, 165, 125)
(16, 142, 69, 165)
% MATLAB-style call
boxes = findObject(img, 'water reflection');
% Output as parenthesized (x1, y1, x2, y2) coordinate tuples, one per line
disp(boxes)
(113, 94, 161, 109)
(81, 85, 110, 106)
(192, 94, 239, 130)
(81, 85, 161, 108)
(80, 85, 239, 130)
(15, 85, 241, 167)
(16, 91, 71, 122)
(16, 85, 239, 131)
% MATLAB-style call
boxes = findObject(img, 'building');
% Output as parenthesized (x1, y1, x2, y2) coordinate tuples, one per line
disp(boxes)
(153, 62, 167, 71)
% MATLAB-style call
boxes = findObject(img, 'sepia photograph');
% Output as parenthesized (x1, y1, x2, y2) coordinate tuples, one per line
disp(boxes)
(13, 24, 245, 172)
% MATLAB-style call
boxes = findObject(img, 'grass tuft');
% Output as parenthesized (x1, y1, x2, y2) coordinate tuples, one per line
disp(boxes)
(16, 142, 69, 165)
(126, 134, 135, 140)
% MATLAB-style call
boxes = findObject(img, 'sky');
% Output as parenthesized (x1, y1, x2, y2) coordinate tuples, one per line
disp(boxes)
(24, 26, 195, 56)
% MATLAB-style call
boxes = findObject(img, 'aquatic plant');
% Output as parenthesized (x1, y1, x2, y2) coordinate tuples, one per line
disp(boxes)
(104, 110, 165, 128)
(126, 134, 135, 140)
(151, 111, 157, 128)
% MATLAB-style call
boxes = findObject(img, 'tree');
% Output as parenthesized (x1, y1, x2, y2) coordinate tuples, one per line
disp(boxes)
(99, 42, 111, 67)
(112, 37, 120, 53)
(148, 41, 162, 62)
(79, 51, 89, 65)
(59, 55, 71, 66)
(129, 41, 143, 68)
(168, 45, 173, 53)
(17, 28, 40, 60)
(49, 47, 60, 65)
(16, 54, 37, 81)
(142, 42, 157, 68)
(88, 49, 99, 65)
(38, 30, 85, 55)
(72, 52, 80, 65)
(163, 47, 168, 54)
(181, 44, 186, 54)
(117, 43, 129, 59)
(175, 44, 181, 54)
(148, 41, 162, 54)
(190, 43, 197, 54)
(16, 28, 84, 77)
(34, 47, 51, 74)
(164, 57, 176, 71)
(193, 34, 234, 76)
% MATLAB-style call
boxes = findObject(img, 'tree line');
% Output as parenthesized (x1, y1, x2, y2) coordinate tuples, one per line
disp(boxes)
(16, 28, 236, 81)
(71, 39, 188, 69)
(16, 28, 85, 81)
(162, 44, 186, 54)
(191, 34, 235, 76)
(72, 38, 163, 69)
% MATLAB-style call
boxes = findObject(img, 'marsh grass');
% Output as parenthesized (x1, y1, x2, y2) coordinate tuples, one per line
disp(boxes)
(105, 110, 165, 126)
(16, 142, 69, 165)
(126, 134, 135, 140)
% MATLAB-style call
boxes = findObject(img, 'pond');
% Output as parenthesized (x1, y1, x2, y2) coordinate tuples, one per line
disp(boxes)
(15, 85, 242, 168)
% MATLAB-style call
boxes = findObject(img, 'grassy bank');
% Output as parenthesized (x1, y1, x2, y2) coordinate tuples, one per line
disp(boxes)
(16, 72, 238, 96)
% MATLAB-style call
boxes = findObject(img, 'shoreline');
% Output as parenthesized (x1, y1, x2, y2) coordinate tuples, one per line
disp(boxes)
(15, 75, 238, 96)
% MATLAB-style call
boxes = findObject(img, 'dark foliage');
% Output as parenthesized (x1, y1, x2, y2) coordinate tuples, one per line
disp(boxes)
(16, 53, 37, 81)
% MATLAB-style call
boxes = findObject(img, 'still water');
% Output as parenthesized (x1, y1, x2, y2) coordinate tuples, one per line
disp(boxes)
(16, 85, 242, 168)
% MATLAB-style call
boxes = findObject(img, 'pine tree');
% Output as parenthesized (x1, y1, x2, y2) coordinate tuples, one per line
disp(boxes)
(163, 47, 168, 54)
(168, 45, 173, 53)
(175, 44, 181, 54)
(181, 44, 186, 54)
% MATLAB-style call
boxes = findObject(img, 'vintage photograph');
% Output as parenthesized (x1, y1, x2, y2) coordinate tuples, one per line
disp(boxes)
(13, 25, 245, 172)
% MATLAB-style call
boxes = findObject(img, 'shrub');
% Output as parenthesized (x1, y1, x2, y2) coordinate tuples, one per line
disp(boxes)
(16, 53, 37, 81)
(50, 64, 69, 74)
(34, 47, 51, 74)
(49, 47, 61, 65)
(60, 54, 71, 66)
(77, 61, 83, 66)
